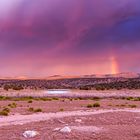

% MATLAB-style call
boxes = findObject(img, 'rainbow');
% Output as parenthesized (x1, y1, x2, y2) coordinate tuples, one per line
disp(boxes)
(111, 56, 119, 74)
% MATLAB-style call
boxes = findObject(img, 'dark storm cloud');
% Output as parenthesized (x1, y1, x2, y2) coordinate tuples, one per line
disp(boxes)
(0, 0, 140, 77)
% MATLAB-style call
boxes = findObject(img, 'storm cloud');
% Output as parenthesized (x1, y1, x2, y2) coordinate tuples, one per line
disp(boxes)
(0, 0, 140, 77)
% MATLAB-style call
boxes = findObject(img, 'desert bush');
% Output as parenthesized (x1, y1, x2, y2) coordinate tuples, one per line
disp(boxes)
(28, 107, 42, 112)
(52, 97, 59, 100)
(28, 100, 33, 103)
(3, 85, 10, 91)
(40, 98, 52, 101)
(133, 98, 140, 101)
(93, 102, 100, 107)
(87, 104, 93, 108)
(14, 97, 33, 101)
(126, 97, 133, 100)
(3, 107, 10, 113)
(0, 107, 10, 116)
(60, 108, 64, 111)
(3, 84, 24, 91)
(0, 111, 9, 116)
(34, 108, 42, 112)
(28, 107, 34, 112)
(8, 102, 17, 108)
(0, 96, 6, 100)
(61, 99, 65, 102)
(90, 97, 100, 101)
(129, 104, 137, 108)
(120, 104, 126, 107)
(12, 85, 24, 90)
(79, 87, 91, 90)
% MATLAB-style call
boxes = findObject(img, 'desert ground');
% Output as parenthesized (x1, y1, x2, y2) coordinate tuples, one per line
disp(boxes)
(0, 89, 140, 140)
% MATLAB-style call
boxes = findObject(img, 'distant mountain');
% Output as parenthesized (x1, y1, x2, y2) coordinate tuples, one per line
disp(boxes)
(0, 72, 140, 90)
(0, 72, 139, 80)
(47, 75, 80, 80)
(46, 72, 140, 80)
(106, 72, 140, 78)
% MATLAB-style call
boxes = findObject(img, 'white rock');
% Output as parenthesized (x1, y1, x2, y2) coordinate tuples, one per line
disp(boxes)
(60, 126, 71, 133)
(53, 128, 61, 131)
(75, 119, 82, 123)
(23, 130, 39, 138)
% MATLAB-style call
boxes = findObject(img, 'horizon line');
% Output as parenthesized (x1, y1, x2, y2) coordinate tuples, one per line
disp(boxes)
(0, 72, 139, 80)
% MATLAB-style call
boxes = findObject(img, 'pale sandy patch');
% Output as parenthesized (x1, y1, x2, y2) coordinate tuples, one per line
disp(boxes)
(0, 109, 140, 127)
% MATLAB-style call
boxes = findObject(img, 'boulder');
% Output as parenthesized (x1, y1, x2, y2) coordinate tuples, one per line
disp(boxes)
(60, 126, 71, 133)
(23, 130, 39, 138)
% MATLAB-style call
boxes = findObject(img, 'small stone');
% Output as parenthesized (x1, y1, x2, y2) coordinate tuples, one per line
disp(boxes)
(60, 126, 71, 133)
(75, 119, 82, 123)
(23, 130, 39, 138)
(53, 128, 61, 131)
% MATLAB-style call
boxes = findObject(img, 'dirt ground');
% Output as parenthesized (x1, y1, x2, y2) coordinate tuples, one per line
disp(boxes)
(0, 110, 140, 140)
(0, 98, 140, 115)
(0, 97, 140, 140)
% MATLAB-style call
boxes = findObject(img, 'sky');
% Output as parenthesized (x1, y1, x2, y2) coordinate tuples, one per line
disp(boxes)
(0, 0, 140, 78)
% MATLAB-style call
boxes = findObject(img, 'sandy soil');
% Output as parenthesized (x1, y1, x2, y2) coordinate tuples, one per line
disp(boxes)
(0, 109, 140, 140)
(0, 108, 140, 127)
(0, 90, 140, 140)
(0, 98, 140, 115)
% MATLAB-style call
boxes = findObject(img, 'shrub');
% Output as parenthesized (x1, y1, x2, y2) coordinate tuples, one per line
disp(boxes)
(34, 108, 42, 112)
(120, 104, 126, 107)
(129, 104, 137, 108)
(28, 107, 34, 112)
(78, 97, 84, 100)
(28, 96, 33, 99)
(87, 104, 93, 108)
(12, 85, 24, 90)
(126, 97, 133, 100)
(93, 102, 100, 107)
(0, 107, 10, 116)
(8, 102, 17, 108)
(3, 107, 10, 113)
(12, 102, 17, 107)
(60, 108, 64, 111)
(3, 85, 10, 91)
(40, 98, 53, 101)
(133, 98, 140, 101)
(28, 100, 33, 103)
(91, 97, 100, 101)
(0, 96, 5, 100)
(3, 84, 24, 91)
(0, 111, 9, 116)
(52, 97, 59, 100)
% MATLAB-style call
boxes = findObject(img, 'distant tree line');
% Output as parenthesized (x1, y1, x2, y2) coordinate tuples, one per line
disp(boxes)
(79, 80, 140, 90)
(3, 84, 24, 91)
(0, 78, 140, 90)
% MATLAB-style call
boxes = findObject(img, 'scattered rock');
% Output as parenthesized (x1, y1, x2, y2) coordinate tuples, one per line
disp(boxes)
(60, 126, 71, 133)
(53, 128, 61, 131)
(58, 119, 66, 124)
(75, 119, 82, 123)
(23, 130, 39, 138)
